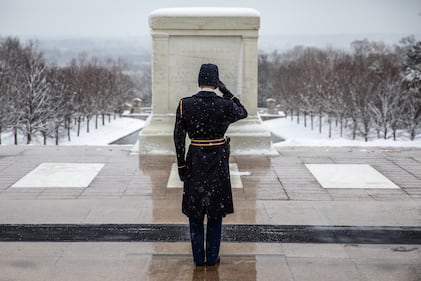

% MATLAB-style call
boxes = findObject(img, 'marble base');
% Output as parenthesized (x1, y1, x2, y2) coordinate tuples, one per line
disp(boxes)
(305, 164, 400, 189)
(138, 115, 273, 155)
(167, 163, 245, 189)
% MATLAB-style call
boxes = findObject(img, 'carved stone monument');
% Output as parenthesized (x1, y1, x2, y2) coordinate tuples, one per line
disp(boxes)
(131, 98, 142, 113)
(139, 7, 272, 154)
(266, 98, 277, 115)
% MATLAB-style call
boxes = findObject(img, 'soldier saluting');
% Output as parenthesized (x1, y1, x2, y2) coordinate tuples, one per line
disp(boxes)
(173, 63, 248, 266)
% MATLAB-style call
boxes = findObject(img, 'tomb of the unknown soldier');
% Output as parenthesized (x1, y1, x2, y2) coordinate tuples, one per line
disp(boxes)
(139, 7, 273, 155)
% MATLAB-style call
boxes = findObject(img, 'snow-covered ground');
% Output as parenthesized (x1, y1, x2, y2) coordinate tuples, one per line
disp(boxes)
(265, 116, 421, 148)
(61, 117, 145, 146)
(1, 116, 145, 146)
(1, 115, 420, 148)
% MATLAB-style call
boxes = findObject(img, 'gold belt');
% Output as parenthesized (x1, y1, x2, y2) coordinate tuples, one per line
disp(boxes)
(191, 138, 225, 147)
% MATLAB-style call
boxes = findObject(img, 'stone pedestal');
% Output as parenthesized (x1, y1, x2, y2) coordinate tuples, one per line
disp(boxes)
(139, 7, 272, 154)
(131, 98, 142, 113)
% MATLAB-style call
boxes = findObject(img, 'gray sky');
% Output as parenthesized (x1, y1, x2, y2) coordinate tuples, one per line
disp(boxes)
(0, 0, 420, 38)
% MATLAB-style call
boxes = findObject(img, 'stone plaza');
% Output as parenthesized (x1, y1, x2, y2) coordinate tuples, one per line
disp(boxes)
(0, 145, 420, 280)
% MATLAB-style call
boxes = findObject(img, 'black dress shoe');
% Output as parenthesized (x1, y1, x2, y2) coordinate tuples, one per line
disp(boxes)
(206, 257, 220, 266)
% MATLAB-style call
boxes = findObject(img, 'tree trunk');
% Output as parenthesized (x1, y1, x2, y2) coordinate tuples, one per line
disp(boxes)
(67, 118, 71, 141)
(304, 111, 307, 128)
(352, 119, 357, 140)
(55, 125, 59, 145)
(77, 116, 81, 137)
(340, 117, 343, 138)
(310, 112, 314, 130)
(108, 114, 111, 123)
(290, 109, 293, 121)
(296, 110, 300, 125)
(86, 115, 90, 133)
(42, 132, 47, 145)
(14, 128, 18, 145)
(102, 114, 105, 126)
(383, 125, 388, 140)
(0, 126, 2, 145)
(328, 118, 332, 138)
(27, 132, 31, 144)
(364, 122, 369, 142)
(319, 112, 322, 134)
(95, 115, 98, 129)
(410, 128, 416, 141)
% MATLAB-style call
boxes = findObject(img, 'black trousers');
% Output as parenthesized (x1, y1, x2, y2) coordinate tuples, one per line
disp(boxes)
(188, 215, 222, 265)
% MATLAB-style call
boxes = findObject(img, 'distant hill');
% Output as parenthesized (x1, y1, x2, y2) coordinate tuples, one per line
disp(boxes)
(258, 33, 421, 51)
(35, 37, 151, 71)
(27, 33, 419, 70)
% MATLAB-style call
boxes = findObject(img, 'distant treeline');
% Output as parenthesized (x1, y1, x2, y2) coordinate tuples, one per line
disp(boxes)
(1, 35, 420, 144)
(258, 36, 421, 141)
(0, 37, 151, 145)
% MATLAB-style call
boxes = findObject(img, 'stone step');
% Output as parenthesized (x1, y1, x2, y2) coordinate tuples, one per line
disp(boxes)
(1, 224, 420, 244)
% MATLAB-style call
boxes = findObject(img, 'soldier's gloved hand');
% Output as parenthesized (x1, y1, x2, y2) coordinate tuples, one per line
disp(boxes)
(218, 80, 234, 99)
(178, 166, 186, 182)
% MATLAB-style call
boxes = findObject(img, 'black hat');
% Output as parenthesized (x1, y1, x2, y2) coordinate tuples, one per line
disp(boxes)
(198, 63, 219, 88)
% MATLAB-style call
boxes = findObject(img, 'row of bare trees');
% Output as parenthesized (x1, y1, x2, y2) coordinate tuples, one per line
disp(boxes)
(259, 37, 421, 141)
(0, 37, 142, 145)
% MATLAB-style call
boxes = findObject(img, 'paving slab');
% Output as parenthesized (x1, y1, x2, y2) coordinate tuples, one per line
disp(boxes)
(12, 163, 104, 188)
(0, 242, 419, 281)
(305, 164, 400, 189)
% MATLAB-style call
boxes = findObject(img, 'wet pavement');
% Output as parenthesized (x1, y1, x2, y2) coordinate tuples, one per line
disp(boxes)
(0, 146, 420, 280)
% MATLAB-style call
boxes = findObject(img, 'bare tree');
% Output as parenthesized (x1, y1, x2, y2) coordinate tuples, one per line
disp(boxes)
(368, 54, 401, 140)
(14, 41, 55, 144)
(0, 37, 31, 144)
(401, 41, 421, 140)
(0, 38, 13, 144)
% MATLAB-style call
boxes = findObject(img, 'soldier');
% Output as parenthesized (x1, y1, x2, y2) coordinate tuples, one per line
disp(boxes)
(173, 63, 248, 266)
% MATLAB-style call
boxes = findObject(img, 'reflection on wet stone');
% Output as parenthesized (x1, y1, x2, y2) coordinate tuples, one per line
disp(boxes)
(146, 255, 258, 281)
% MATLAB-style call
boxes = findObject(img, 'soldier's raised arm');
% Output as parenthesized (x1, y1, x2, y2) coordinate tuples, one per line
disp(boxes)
(218, 80, 248, 122)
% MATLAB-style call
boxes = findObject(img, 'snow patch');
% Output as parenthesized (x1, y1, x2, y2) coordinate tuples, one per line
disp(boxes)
(305, 164, 400, 189)
(1, 117, 145, 146)
(150, 7, 260, 18)
(264, 117, 421, 148)
(12, 163, 104, 188)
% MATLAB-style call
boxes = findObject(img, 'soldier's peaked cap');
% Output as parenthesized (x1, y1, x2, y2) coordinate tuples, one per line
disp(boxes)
(198, 63, 219, 88)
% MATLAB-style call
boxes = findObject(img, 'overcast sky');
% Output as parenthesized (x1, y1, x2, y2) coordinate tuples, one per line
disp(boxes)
(0, 0, 420, 38)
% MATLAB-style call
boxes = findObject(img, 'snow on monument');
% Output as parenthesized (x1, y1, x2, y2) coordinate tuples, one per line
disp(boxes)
(139, 7, 272, 154)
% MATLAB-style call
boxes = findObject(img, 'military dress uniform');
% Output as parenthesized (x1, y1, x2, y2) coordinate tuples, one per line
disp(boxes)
(173, 64, 248, 266)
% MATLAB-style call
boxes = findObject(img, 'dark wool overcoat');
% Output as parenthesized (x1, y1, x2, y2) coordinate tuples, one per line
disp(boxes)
(174, 90, 248, 219)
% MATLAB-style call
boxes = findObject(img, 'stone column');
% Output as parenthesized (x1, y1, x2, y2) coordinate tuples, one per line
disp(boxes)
(151, 33, 169, 114)
(139, 7, 272, 155)
(242, 36, 259, 115)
